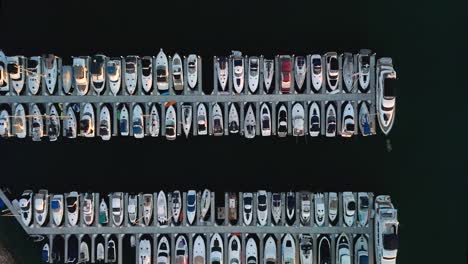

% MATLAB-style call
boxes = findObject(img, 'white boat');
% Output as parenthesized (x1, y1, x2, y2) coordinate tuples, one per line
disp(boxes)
(295, 56, 307, 91)
(80, 103, 95, 137)
(343, 192, 356, 227)
(148, 104, 160, 137)
(66, 192, 80, 226)
(141, 56, 153, 93)
(128, 195, 138, 225)
(212, 103, 223, 136)
(107, 58, 122, 95)
(243, 192, 253, 225)
(172, 53, 184, 92)
(62, 66, 73, 95)
(286, 192, 295, 225)
(260, 103, 271, 137)
(232, 52, 244, 94)
(143, 194, 153, 226)
(228, 236, 241, 264)
(42, 243, 50, 263)
(175, 236, 188, 264)
(264, 236, 276, 264)
(83, 193, 94, 226)
(140, 239, 152, 264)
(43, 54, 57, 94)
(354, 235, 368, 264)
(165, 105, 177, 140)
(282, 234, 296, 264)
(217, 56, 228, 91)
(119, 104, 129, 136)
(257, 190, 268, 226)
(325, 103, 336, 137)
(318, 236, 331, 264)
(309, 102, 320, 137)
(343, 53, 354, 93)
(8, 56, 25, 94)
(186, 190, 197, 225)
(96, 242, 105, 261)
(197, 103, 208, 135)
(292, 103, 305, 136)
(172, 191, 182, 224)
(79, 241, 90, 263)
(277, 104, 288, 138)
(156, 49, 169, 92)
(157, 191, 168, 226)
(263, 59, 274, 93)
(271, 193, 281, 225)
(248, 56, 259, 94)
(244, 104, 256, 139)
(0, 51, 10, 93)
(27, 56, 41, 95)
(65, 106, 77, 139)
(374, 196, 399, 264)
(18, 190, 33, 226)
(314, 193, 325, 226)
(181, 104, 192, 138)
(193, 236, 206, 264)
(73, 57, 89, 95)
(133, 104, 145, 139)
(311, 55, 323, 92)
(358, 49, 371, 92)
(31, 104, 44, 141)
(50, 194, 64, 226)
(200, 189, 211, 220)
(359, 102, 372, 136)
(376, 58, 397, 135)
(187, 54, 198, 89)
(13, 104, 26, 138)
(357, 192, 370, 227)
(336, 234, 351, 264)
(90, 54, 106, 94)
(34, 189, 48, 226)
(125, 56, 138, 95)
(48, 104, 60, 141)
(341, 101, 355, 138)
(0, 109, 10, 137)
(328, 192, 338, 225)
(325, 52, 339, 93)
(210, 233, 224, 264)
(111, 192, 124, 226)
(299, 234, 313, 264)
(228, 103, 239, 134)
(99, 105, 111, 141)
(300, 192, 311, 225)
(108, 239, 116, 263)
(246, 238, 257, 264)
(99, 198, 108, 225)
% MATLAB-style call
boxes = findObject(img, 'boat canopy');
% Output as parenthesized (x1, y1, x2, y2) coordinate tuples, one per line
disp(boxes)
(384, 78, 396, 97)
(51, 200, 61, 210)
(383, 234, 399, 250)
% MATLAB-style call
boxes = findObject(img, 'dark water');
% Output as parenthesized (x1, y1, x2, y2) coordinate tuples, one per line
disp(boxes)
(0, 0, 466, 263)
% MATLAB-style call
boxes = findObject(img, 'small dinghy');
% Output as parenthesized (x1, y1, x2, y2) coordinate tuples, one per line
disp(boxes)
(125, 56, 138, 95)
(65, 106, 77, 139)
(359, 102, 372, 136)
(148, 104, 160, 137)
(27, 56, 41, 95)
(62, 65, 73, 95)
(187, 54, 198, 89)
(48, 104, 60, 141)
(343, 53, 354, 93)
(325, 103, 337, 137)
(31, 104, 44, 141)
(13, 104, 26, 138)
(217, 56, 228, 91)
(99, 105, 111, 141)
(292, 103, 305, 136)
(212, 103, 223, 136)
(119, 104, 129, 136)
(197, 103, 208, 135)
(132, 104, 144, 139)
(295, 56, 307, 92)
(172, 53, 184, 92)
(80, 103, 95, 137)
(143, 194, 153, 226)
(157, 191, 168, 226)
(228, 103, 239, 134)
(99, 198, 108, 225)
(277, 104, 288, 138)
(263, 59, 274, 93)
(244, 104, 256, 139)
(141, 56, 153, 93)
(44, 54, 58, 94)
(260, 103, 271, 136)
(156, 49, 169, 92)
(200, 189, 211, 220)
(248, 56, 259, 94)
(182, 104, 192, 138)
(341, 101, 355, 138)
(309, 102, 320, 137)
(107, 58, 122, 95)
(172, 191, 182, 224)
(165, 105, 177, 141)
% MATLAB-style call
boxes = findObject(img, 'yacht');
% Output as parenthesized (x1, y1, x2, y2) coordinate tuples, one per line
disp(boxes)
(182, 104, 192, 137)
(257, 190, 268, 226)
(120, 104, 129, 136)
(325, 52, 339, 93)
(358, 49, 372, 92)
(141, 56, 153, 93)
(277, 104, 288, 138)
(66, 192, 80, 226)
(201, 189, 211, 220)
(19, 190, 33, 226)
(186, 190, 197, 225)
(175, 235, 188, 264)
(79, 241, 90, 263)
(228, 236, 241, 264)
(359, 102, 372, 136)
(8, 56, 25, 94)
(0, 51, 10, 93)
(232, 52, 244, 94)
(311, 54, 323, 92)
(108, 239, 116, 263)
(217, 56, 229, 91)
(0, 109, 10, 137)
(197, 103, 208, 135)
(125, 56, 138, 94)
(139, 239, 152, 264)
(80, 103, 95, 137)
(271, 192, 281, 225)
(157, 191, 168, 226)
(309, 102, 320, 137)
(97, 242, 105, 261)
(228, 103, 239, 134)
(264, 236, 276, 264)
(99, 198, 108, 225)
(48, 105, 60, 141)
(111, 192, 124, 226)
(246, 238, 257, 264)
(376, 57, 397, 135)
(300, 192, 311, 225)
(248, 56, 259, 93)
(282, 234, 296, 264)
(90, 54, 106, 94)
(318, 236, 331, 264)
(157, 236, 170, 264)
(210, 233, 224, 264)
(34, 189, 48, 226)
(328, 192, 338, 225)
(193, 235, 206, 264)
(143, 193, 153, 226)
(107, 57, 122, 95)
(228, 192, 238, 224)
(83, 193, 94, 226)
(341, 101, 355, 137)
(51, 194, 64, 226)
(156, 49, 169, 92)
(374, 195, 399, 264)
(325, 103, 336, 137)
(260, 103, 271, 137)
(165, 105, 177, 140)
(263, 59, 274, 93)
(133, 104, 145, 139)
(62, 65, 73, 95)
(27, 56, 41, 95)
(343, 192, 356, 227)
(31, 104, 44, 141)
(295, 56, 307, 92)
(279, 55, 292, 94)
(65, 106, 77, 139)
(172, 191, 182, 224)
(299, 234, 313, 264)
(172, 53, 184, 92)
(148, 104, 160, 137)
(286, 192, 295, 226)
(44, 54, 58, 94)
(244, 104, 256, 139)
(336, 234, 351, 264)
(292, 103, 305, 136)
(314, 193, 325, 226)
(128, 195, 138, 225)
(99, 105, 111, 141)
(13, 104, 26, 138)
(187, 54, 198, 89)
(354, 235, 369, 264)
(73, 57, 89, 95)
(358, 192, 370, 227)
(42, 243, 50, 263)
(212, 103, 224, 136)
(243, 192, 253, 225)
(342, 53, 354, 93)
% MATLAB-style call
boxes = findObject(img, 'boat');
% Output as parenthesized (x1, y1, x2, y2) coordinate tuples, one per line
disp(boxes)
(66, 192, 80, 226)
(228, 236, 241, 264)
(156, 49, 169, 92)
(248, 56, 259, 93)
(200, 189, 211, 220)
(359, 102, 372, 136)
(343, 53, 354, 93)
(358, 49, 372, 92)
(51, 194, 64, 226)
(343, 192, 356, 227)
(19, 190, 33, 226)
(292, 103, 305, 136)
(99, 198, 108, 225)
(143, 193, 153, 226)
(65, 106, 77, 139)
(79, 241, 90, 263)
(27, 56, 41, 95)
(246, 238, 257, 264)
(186, 190, 196, 225)
(197, 103, 208, 135)
(90, 54, 106, 94)
(311, 54, 323, 92)
(279, 55, 292, 93)
(232, 52, 244, 94)
(314, 193, 325, 226)
(271, 192, 281, 225)
(318, 236, 331, 264)
(73, 57, 89, 95)
(148, 104, 160, 137)
(336, 234, 351, 264)
(139, 239, 152, 264)
(0, 51, 10, 93)
(62, 65, 73, 95)
(181, 104, 192, 137)
(300, 192, 311, 225)
(107, 239, 116, 263)
(286, 192, 296, 225)
(282, 234, 296, 264)
(212, 103, 224, 136)
(99, 105, 111, 141)
(172, 53, 184, 92)
(210, 233, 224, 264)
(13, 104, 26, 138)
(264, 236, 276, 264)
(328, 192, 338, 225)
(325, 52, 339, 93)
(309, 102, 320, 137)
(96, 242, 105, 261)
(299, 234, 313, 264)
(263, 59, 274, 93)
(228, 103, 239, 134)
(172, 191, 182, 224)
(80, 103, 95, 137)
(376, 57, 397, 135)
(0, 109, 10, 137)
(295, 56, 307, 92)
(193, 235, 206, 264)
(44, 54, 58, 94)
(217, 56, 228, 91)
(175, 235, 188, 264)
(374, 195, 399, 264)
(107, 57, 122, 95)
(358, 192, 370, 227)
(133, 104, 145, 139)
(244, 104, 256, 139)
(42, 243, 50, 262)
(48, 104, 60, 141)
(34, 189, 48, 226)
(187, 54, 198, 89)
(7, 56, 25, 94)
(325, 103, 336, 137)
(125, 56, 138, 94)
(157, 191, 168, 226)
(260, 103, 271, 137)
(228, 192, 237, 224)
(354, 235, 369, 264)
(83, 193, 94, 226)
(31, 104, 44, 141)
(257, 190, 267, 226)
(141, 56, 153, 93)
(119, 104, 129, 136)
(277, 104, 288, 138)
(243, 192, 253, 225)
(341, 101, 355, 137)
(128, 195, 137, 225)
(165, 105, 177, 140)
(111, 192, 124, 226)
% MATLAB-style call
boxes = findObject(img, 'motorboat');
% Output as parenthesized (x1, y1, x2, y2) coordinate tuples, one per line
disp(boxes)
(0, 109, 10, 137)
(186, 190, 197, 225)
(243, 192, 253, 225)
(200, 189, 211, 220)
(318, 236, 331, 264)
(175, 235, 188, 264)
(311, 54, 323, 92)
(248, 56, 259, 93)
(374, 196, 399, 264)
(65, 106, 77, 139)
(83, 193, 94, 226)
(228, 236, 241, 264)
(27, 56, 41, 95)
(300, 192, 311, 225)
(257, 190, 267, 226)
(19, 190, 33, 226)
(277, 104, 288, 138)
(73, 57, 89, 95)
(341, 101, 355, 138)
(156, 49, 169, 92)
(31, 104, 44, 141)
(299, 234, 313, 264)
(141, 56, 153, 93)
(34, 189, 48, 226)
(210, 233, 224, 264)
(143, 193, 153, 226)
(0, 51, 10, 93)
(212, 103, 224, 136)
(111, 192, 124, 226)
(376, 58, 397, 135)
(187, 54, 198, 89)
(343, 192, 356, 227)
(66, 192, 80, 226)
(139, 239, 152, 264)
(271, 192, 281, 225)
(282, 234, 296, 264)
(99, 198, 108, 225)
(342, 53, 354, 93)
(228, 192, 238, 224)
(97, 242, 105, 261)
(90, 54, 106, 94)
(158, 237, 170, 264)
(79, 241, 90, 263)
(62, 65, 73, 95)
(246, 238, 257, 264)
(197, 103, 208, 135)
(354, 235, 369, 264)
(314, 193, 325, 226)
(228, 103, 239, 134)
(42, 243, 50, 262)
(260, 103, 271, 137)
(80, 103, 95, 137)
(292, 103, 305, 136)
(125, 56, 138, 94)
(264, 236, 276, 264)
(336, 234, 351, 264)
(108, 239, 116, 263)
(133, 104, 145, 139)
(182, 104, 192, 137)
(13, 104, 26, 138)
(309, 102, 320, 137)
(99, 105, 111, 141)
(7, 56, 25, 94)
(51, 194, 64, 226)
(193, 235, 206, 264)
(325, 103, 336, 137)
(172, 190, 182, 224)
(157, 191, 168, 226)
(325, 52, 339, 93)
(244, 104, 256, 139)
(263, 59, 274, 93)
(279, 55, 292, 93)
(172, 53, 184, 92)
(48, 104, 60, 141)
(295, 56, 307, 92)
(44, 54, 57, 94)
(165, 105, 177, 140)
(107, 57, 122, 95)
(128, 195, 138, 225)
(328, 192, 338, 225)
(358, 192, 370, 227)
(358, 49, 372, 92)
(148, 104, 160, 137)
(232, 52, 244, 94)
(359, 102, 372, 136)
(119, 104, 129, 136)
(217, 56, 228, 91)
(286, 192, 295, 225)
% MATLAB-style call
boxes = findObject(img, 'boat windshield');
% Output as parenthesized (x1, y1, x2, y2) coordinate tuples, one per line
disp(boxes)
(361, 56, 370, 67)
(330, 200, 338, 210)
(233, 59, 242, 67)
(125, 63, 135, 73)
(346, 123, 355, 131)
(384, 78, 396, 97)
(51, 200, 61, 210)
(262, 119, 270, 129)
(347, 201, 356, 211)
(244, 197, 252, 205)
(383, 234, 399, 250)
(187, 195, 196, 206)
(28, 60, 38, 69)
(258, 195, 266, 204)
(287, 197, 295, 208)
(360, 197, 369, 208)
(330, 57, 338, 71)
(142, 59, 151, 68)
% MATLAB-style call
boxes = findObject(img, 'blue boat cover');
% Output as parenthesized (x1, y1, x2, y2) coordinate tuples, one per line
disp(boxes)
(0, 198, 4, 210)
(51, 200, 60, 210)
(41, 249, 49, 262)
